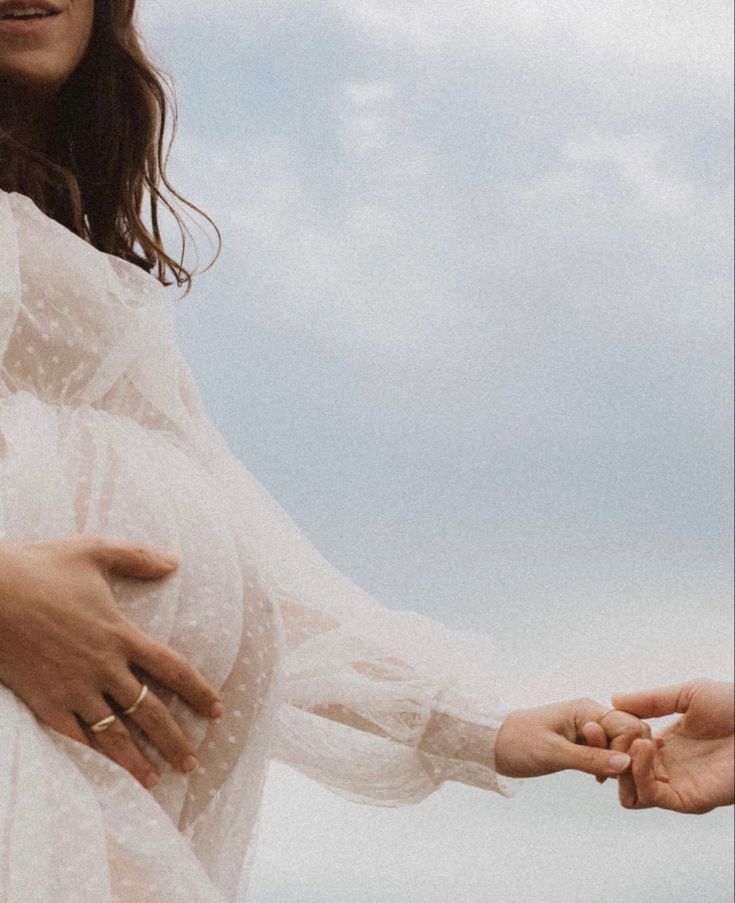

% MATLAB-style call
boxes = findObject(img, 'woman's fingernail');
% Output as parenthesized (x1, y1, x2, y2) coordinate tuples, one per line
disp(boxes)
(609, 753, 631, 772)
(210, 701, 224, 719)
(182, 755, 198, 773)
(163, 555, 179, 568)
(145, 772, 160, 789)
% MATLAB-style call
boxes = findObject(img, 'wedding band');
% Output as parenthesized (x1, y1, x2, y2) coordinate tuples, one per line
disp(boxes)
(89, 714, 117, 734)
(123, 683, 149, 716)
(597, 708, 617, 723)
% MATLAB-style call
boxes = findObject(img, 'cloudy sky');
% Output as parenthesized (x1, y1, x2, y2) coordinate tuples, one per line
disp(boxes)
(138, 2, 733, 901)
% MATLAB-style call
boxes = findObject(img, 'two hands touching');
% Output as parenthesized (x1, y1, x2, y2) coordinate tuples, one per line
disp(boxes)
(495, 678, 735, 815)
(0, 536, 732, 815)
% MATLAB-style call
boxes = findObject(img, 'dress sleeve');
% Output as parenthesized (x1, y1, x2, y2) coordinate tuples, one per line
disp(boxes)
(171, 347, 520, 806)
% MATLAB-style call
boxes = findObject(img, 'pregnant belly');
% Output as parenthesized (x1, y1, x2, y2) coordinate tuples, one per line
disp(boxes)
(0, 391, 282, 816)
(0, 390, 250, 679)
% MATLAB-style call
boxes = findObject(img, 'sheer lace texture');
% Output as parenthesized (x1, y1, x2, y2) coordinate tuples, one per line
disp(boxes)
(0, 190, 517, 902)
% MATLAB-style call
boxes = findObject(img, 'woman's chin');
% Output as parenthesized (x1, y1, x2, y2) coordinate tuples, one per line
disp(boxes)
(0, 60, 66, 101)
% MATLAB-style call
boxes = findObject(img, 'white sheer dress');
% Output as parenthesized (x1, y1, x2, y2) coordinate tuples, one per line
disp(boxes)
(0, 188, 516, 902)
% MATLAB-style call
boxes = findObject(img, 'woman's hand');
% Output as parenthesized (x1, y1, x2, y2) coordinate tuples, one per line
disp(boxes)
(494, 697, 657, 780)
(0, 534, 224, 790)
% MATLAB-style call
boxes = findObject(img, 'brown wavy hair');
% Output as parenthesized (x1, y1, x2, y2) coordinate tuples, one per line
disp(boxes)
(0, 0, 220, 292)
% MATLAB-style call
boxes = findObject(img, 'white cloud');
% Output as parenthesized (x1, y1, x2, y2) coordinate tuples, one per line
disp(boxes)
(332, 0, 732, 80)
(513, 125, 733, 290)
(138, 0, 313, 40)
(343, 79, 398, 107)
(338, 80, 399, 156)
(168, 114, 449, 344)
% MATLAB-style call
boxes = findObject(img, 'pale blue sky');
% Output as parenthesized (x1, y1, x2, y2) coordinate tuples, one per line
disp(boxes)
(139, 2, 733, 901)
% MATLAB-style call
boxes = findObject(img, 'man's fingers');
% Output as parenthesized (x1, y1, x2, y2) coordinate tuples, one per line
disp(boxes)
(612, 683, 693, 719)
(619, 739, 660, 809)
(83, 535, 180, 579)
(652, 749, 671, 783)
(618, 769, 640, 809)
(630, 738, 663, 806)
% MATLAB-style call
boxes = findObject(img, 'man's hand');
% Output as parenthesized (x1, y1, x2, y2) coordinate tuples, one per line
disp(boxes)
(494, 697, 654, 780)
(613, 679, 735, 814)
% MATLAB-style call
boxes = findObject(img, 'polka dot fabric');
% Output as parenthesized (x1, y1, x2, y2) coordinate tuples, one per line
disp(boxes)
(0, 190, 517, 902)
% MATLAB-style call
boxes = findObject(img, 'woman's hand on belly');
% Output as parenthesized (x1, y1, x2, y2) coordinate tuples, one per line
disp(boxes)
(0, 534, 225, 790)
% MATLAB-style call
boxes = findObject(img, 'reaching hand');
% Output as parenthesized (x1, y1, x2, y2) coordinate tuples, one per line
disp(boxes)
(612, 679, 735, 814)
(494, 697, 654, 780)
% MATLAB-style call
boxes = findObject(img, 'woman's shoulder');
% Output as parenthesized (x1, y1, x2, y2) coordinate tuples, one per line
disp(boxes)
(0, 187, 33, 208)
(0, 188, 49, 232)
(2, 187, 166, 298)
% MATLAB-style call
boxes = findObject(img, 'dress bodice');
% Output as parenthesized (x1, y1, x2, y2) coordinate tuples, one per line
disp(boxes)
(0, 191, 189, 434)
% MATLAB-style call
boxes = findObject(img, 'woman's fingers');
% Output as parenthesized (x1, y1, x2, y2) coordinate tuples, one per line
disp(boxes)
(108, 671, 199, 775)
(583, 712, 669, 787)
(581, 721, 610, 785)
(582, 721, 608, 748)
(128, 630, 223, 719)
(82, 534, 180, 579)
(38, 708, 92, 748)
(75, 698, 160, 790)
(603, 710, 653, 752)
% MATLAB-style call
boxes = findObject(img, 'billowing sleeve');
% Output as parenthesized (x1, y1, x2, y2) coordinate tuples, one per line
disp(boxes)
(169, 344, 520, 805)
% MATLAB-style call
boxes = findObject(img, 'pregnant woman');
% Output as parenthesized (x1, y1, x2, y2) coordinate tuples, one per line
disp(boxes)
(0, 3, 658, 901)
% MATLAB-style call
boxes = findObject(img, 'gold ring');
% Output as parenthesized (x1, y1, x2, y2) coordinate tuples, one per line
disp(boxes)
(597, 708, 617, 723)
(123, 683, 148, 716)
(89, 714, 117, 734)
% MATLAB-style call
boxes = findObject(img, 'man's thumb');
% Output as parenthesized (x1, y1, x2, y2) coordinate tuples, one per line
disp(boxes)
(612, 683, 689, 719)
(553, 739, 631, 779)
(85, 536, 180, 578)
